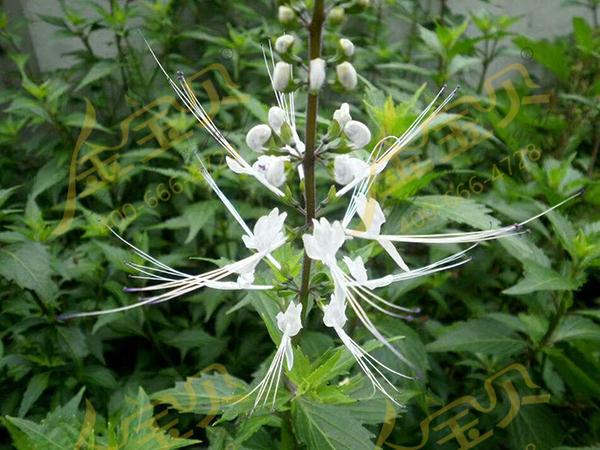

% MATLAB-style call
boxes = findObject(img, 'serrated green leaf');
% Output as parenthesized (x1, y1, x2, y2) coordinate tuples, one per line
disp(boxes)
(76, 60, 118, 91)
(5, 389, 85, 450)
(426, 319, 527, 357)
(292, 397, 374, 450)
(0, 241, 56, 299)
(545, 348, 600, 400)
(506, 404, 563, 450)
(411, 195, 501, 229)
(513, 36, 569, 82)
(17, 372, 50, 417)
(109, 387, 198, 449)
(152, 373, 247, 415)
(503, 261, 577, 295)
(553, 316, 600, 344)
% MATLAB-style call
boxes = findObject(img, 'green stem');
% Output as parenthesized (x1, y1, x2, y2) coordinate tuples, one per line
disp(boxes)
(299, 0, 325, 314)
(280, 409, 296, 450)
(537, 293, 569, 350)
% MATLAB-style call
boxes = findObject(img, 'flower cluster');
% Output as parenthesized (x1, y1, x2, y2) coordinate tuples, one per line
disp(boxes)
(61, 9, 580, 412)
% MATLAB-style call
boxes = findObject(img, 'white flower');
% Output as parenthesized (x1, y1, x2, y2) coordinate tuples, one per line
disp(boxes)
(336, 61, 357, 90)
(277, 302, 303, 338)
(334, 155, 368, 185)
(276, 301, 303, 372)
(252, 155, 287, 187)
(246, 124, 272, 152)
(236, 301, 302, 412)
(339, 38, 355, 57)
(278, 5, 295, 24)
(344, 120, 371, 149)
(242, 208, 287, 254)
(323, 297, 348, 328)
(272, 62, 292, 91)
(302, 218, 346, 266)
(268, 106, 287, 134)
(333, 103, 352, 128)
(309, 58, 326, 91)
(275, 34, 295, 53)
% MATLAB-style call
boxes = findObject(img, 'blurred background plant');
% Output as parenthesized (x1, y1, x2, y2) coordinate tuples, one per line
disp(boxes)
(0, 0, 598, 448)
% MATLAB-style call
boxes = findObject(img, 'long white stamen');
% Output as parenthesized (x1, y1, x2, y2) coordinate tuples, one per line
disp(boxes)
(109, 228, 186, 277)
(337, 85, 460, 199)
(142, 35, 284, 196)
(232, 333, 289, 413)
(196, 157, 281, 269)
(334, 326, 403, 406)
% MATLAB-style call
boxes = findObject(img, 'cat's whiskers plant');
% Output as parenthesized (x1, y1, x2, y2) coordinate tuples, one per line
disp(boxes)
(60, 2, 583, 412)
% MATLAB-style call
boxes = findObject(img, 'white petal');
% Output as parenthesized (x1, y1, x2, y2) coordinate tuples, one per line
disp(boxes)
(355, 195, 385, 234)
(323, 297, 348, 328)
(333, 103, 352, 128)
(252, 155, 287, 187)
(343, 255, 368, 283)
(268, 106, 286, 134)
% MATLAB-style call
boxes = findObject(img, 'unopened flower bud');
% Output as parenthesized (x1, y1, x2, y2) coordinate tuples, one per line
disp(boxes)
(268, 106, 286, 134)
(339, 38, 355, 57)
(275, 34, 295, 54)
(336, 62, 357, 90)
(328, 6, 345, 25)
(309, 58, 326, 92)
(253, 155, 287, 187)
(333, 103, 352, 128)
(278, 6, 295, 24)
(246, 124, 271, 152)
(344, 120, 371, 148)
(356, 0, 370, 9)
(272, 61, 292, 91)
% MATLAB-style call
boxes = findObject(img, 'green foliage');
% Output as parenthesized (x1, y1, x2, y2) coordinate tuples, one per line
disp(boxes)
(0, 0, 598, 448)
